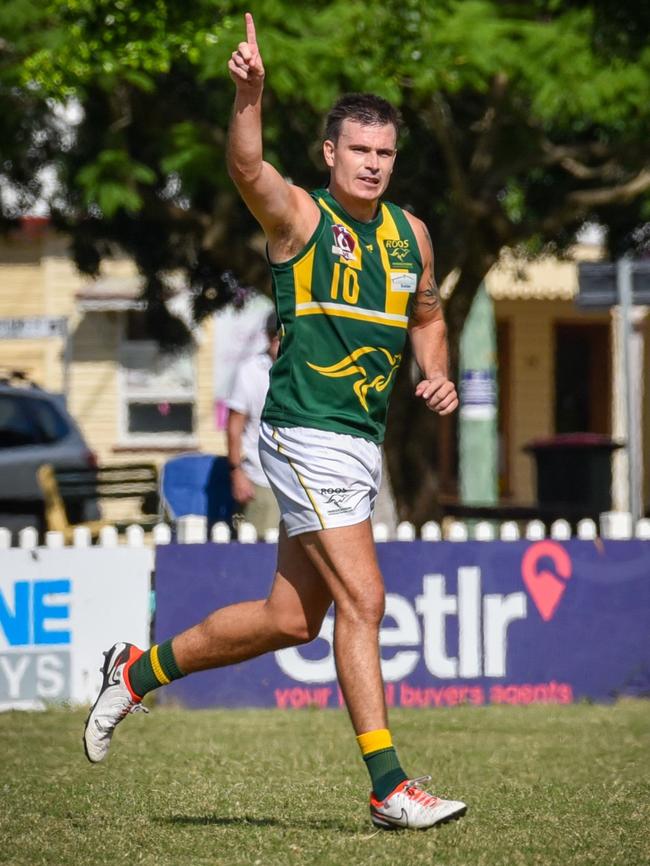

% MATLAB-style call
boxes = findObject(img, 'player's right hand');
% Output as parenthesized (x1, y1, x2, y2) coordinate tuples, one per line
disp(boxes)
(231, 467, 255, 505)
(228, 12, 265, 89)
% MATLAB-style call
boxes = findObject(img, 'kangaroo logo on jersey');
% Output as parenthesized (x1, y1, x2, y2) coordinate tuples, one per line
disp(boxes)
(385, 239, 414, 267)
(307, 346, 401, 412)
(331, 224, 356, 261)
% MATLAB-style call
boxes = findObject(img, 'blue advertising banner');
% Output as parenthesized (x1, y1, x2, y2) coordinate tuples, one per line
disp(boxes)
(154, 540, 650, 709)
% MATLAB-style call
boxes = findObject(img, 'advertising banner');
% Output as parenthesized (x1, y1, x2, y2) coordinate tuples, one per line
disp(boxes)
(154, 540, 650, 709)
(0, 547, 152, 710)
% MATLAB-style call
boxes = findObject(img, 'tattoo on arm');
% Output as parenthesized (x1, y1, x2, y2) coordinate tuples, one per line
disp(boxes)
(409, 278, 441, 320)
(409, 225, 440, 321)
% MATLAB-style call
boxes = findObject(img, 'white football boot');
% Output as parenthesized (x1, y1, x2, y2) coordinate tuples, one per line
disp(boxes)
(83, 642, 148, 763)
(370, 776, 467, 830)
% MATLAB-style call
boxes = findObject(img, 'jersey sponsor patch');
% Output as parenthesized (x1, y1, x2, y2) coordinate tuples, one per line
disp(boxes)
(390, 272, 417, 293)
(331, 224, 356, 261)
(384, 239, 415, 269)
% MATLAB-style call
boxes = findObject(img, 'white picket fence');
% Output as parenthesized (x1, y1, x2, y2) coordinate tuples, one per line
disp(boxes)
(1, 512, 649, 548)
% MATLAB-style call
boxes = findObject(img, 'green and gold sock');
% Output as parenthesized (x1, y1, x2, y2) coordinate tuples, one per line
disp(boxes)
(357, 729, 408, 801)
(126, 639, 184, 699)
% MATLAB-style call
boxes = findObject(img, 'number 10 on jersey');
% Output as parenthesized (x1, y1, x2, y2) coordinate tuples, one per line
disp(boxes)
(330, 263, 360, 304)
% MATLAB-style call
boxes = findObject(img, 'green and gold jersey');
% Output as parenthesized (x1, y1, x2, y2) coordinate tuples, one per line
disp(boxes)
(262, 188, 422, 443)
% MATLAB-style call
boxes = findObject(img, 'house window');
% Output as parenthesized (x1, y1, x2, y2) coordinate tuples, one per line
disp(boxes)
(127, 401, 193, 435)
(119, 311, 196, 445)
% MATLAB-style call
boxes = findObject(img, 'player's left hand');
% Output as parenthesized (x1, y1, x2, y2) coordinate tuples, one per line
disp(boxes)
(415, 376, 458, 415)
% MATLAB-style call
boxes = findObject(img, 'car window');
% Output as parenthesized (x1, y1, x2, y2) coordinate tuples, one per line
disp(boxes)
(0, 394, 69, 448)
(27, 397, 70, 443)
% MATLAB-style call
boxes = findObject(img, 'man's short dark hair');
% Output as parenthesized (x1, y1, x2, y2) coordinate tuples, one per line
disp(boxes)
(324, 93, 402, 144)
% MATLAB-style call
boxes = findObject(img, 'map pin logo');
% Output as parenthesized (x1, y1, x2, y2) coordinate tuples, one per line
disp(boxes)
(521, 541, 572, 621)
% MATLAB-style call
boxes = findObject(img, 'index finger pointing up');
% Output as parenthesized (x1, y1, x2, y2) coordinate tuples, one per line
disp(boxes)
(245, 12, 257, 45)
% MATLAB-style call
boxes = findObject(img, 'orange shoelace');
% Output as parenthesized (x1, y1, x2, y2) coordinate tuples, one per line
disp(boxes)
(402, 777, 441, 807)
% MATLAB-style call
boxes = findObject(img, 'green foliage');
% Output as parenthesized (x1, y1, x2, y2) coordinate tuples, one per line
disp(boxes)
(76, 148, 156, 216)
(160, 123, 219, 192)
(501, 181, 526, 225)
(24, 0, 227, 98)
(0, 1, 59, 225)
(3, 0, 649, 514)
(8, 0, 649, 267)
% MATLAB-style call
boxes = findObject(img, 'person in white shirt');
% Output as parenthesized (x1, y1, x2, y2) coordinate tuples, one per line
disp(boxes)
(226, 311, 280, 536)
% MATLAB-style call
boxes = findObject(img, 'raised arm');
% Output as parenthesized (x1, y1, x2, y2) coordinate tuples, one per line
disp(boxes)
(227, 13, 318, 260)
(405, 213, 458, 416)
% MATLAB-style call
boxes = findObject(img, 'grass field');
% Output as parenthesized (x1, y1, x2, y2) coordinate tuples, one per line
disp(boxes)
(1, 701, 649, 866)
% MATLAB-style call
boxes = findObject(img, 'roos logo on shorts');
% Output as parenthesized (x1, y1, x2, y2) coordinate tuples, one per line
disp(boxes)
(320, 487, 356, 515)
(331, 224, 356, 261)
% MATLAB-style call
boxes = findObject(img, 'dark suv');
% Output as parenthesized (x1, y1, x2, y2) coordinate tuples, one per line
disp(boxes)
(0, 376, 97, 534)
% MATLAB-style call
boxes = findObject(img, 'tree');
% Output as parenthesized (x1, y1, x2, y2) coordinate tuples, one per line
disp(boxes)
(0, 1, 63, 230)
(3, 0, 649, 522)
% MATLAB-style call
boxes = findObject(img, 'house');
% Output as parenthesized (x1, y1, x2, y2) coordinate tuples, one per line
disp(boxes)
(487, 247, 649, 514)
(0, 221, 223, 470)
(0, 219, 648, 518)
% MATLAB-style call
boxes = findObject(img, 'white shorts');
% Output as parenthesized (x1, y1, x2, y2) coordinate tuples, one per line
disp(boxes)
(258, 422, 382, 537)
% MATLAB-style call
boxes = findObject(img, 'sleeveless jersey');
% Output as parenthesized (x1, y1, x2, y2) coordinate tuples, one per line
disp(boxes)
(262, 188, 423, 443)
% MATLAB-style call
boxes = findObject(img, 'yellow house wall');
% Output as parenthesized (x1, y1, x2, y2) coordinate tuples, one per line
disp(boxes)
(494, 298, 612, 502)
(0, 229, 227, 473)
(0, 233, 51, 387)
(68, 311, 227, 468)
(68, 311, 121, 463)
(82, 311, 226, 467)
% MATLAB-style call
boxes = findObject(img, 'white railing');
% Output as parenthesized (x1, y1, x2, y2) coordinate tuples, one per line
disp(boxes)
(0, 512, 648, 547)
